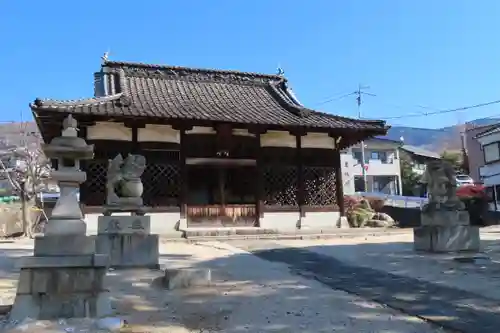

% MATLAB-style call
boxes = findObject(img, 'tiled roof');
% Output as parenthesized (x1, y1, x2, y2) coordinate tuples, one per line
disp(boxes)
(401, 145, 441, 159)
(31, 60, 388, 132)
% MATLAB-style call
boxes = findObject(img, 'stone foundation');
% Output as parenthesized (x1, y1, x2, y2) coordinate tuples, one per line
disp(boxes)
(96, 215, 159, 269)
(414, 225, 480, 252)
(163, 268, 212, 290)
(10, 255, 111, 320)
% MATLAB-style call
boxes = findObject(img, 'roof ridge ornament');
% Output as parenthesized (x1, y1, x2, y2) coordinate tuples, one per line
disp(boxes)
(101, 50, 110, 64)
(276, 65, 285, 76)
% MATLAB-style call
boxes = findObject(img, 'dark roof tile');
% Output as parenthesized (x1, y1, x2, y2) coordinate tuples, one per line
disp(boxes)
(31, 60, 388, 133)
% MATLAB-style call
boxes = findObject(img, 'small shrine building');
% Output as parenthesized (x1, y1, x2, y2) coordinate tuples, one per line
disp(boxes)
(31, 60, 388, 233)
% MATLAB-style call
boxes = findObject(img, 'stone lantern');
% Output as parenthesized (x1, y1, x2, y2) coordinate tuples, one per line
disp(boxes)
(9, 115, 112, 320)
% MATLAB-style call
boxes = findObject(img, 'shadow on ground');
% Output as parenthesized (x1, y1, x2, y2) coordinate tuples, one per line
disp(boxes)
(225, 238, 500, 333)
(3, 239, 500, 332)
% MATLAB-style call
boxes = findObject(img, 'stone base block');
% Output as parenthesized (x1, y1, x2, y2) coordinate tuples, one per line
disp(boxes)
(336, 216, 350, 228)
(414, 225, 480, 252)
(95, 233, 159, 269)
(10, 291, 112, 320)
(421, 210, 470, 226)
(10, 261, 112, 320)
(34, 235, 96, 256)
(44, 218, 87, 235)
(163, 268, 211, 290)
(17, 254, 108, 269)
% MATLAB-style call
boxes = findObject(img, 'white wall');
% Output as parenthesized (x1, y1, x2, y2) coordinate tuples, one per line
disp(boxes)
(341, 141, 402, 194)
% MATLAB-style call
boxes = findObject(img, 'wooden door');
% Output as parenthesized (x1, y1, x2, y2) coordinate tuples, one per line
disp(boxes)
(186, 165, 257, 227)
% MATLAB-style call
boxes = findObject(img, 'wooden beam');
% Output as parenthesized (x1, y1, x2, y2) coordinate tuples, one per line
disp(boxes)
(171, 122, 194, 131)
(248, 126, 268, 135)
(123, 120, 146, 129)
(288, 128, 307, 137)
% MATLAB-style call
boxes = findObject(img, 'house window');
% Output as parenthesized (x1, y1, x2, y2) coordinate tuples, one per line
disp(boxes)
(353, 151, 362, 163)
(483, 142, 500, 163)
(486, 186, 495, 202)
(380, 152, 388, 163)
(370, 151, 388, 163)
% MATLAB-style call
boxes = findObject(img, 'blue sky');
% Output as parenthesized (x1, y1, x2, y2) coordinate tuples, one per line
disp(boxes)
(2, 0, 500, 128)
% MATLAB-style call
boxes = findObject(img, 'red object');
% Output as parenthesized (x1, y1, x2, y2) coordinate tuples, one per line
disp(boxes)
(363, 165, 369, 171)
(456, 184, 486, 199)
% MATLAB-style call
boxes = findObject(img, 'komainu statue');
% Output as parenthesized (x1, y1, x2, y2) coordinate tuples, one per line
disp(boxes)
(420, 160, 464, 214)
(105, 153, 147, 215)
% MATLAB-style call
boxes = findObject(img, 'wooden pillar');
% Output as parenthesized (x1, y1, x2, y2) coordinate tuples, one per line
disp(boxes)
(179, 129, 188, 219)
(124, 120, 144, 154)
(255, 133, 263, 222)
(296, 134, 305, 217)
(333, 148, 345, 216)
(131, 127, 139, 154)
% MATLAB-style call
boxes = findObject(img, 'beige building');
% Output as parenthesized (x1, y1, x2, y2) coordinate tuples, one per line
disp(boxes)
(465, 123, 498, 182)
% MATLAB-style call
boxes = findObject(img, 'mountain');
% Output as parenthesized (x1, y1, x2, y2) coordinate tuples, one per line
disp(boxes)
(0, 122, 39, 148)
(0, 118, 498, 155)
(384, 117, 500, 153)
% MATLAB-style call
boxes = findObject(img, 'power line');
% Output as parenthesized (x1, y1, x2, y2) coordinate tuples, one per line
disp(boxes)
(315, 91, 356, 106)
(379, 99, 500, 120)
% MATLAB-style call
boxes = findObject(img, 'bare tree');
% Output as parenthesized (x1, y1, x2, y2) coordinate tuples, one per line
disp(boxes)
(0, 122, 51, 237)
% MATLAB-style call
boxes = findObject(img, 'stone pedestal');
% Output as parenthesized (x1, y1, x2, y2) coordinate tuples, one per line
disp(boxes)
(414, 210, 480, 252)
(96, 215, 159, 269)
(10, 237, 112, 320)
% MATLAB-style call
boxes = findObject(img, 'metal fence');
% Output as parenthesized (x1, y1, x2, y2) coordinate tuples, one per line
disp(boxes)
(354, 192, 428, 209)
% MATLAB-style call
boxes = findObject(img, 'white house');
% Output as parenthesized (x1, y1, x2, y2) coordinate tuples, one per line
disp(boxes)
(341, 137, 403, 195)
(476, 124, 500, 209)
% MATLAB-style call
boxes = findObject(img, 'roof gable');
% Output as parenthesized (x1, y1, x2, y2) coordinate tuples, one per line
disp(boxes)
(475, 123, 500, 138)
(401, 145, 441, 159)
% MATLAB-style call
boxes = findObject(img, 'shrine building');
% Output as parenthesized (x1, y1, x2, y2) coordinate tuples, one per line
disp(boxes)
(31, 60, 388, 233)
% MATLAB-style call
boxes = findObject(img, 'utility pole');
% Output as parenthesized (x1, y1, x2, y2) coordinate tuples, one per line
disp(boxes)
(355, 84, 375, 192)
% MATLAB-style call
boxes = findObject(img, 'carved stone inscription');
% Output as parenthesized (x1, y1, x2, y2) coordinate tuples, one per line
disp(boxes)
(98, 216, 150, 234)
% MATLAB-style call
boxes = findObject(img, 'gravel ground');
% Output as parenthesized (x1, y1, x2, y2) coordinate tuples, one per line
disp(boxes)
(268, 227, 500, 301)
(0, 237, 444, 332)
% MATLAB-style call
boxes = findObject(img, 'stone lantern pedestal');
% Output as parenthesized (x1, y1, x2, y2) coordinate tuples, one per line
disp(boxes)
(95, 154, 159, 269)
(9, 116, 112, 320)
(413, 160, 481, 253)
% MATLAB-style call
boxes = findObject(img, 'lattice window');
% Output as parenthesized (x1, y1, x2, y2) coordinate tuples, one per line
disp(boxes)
(303, 167, 337, 206)
(142, 163, 180, 207)
(263, 165, 298, 206)
(81, 160, 107, 206)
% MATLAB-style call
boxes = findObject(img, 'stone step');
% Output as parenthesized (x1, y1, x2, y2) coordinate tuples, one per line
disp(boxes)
(181, 227, 278, 238)
(181, 228, 411, 241)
